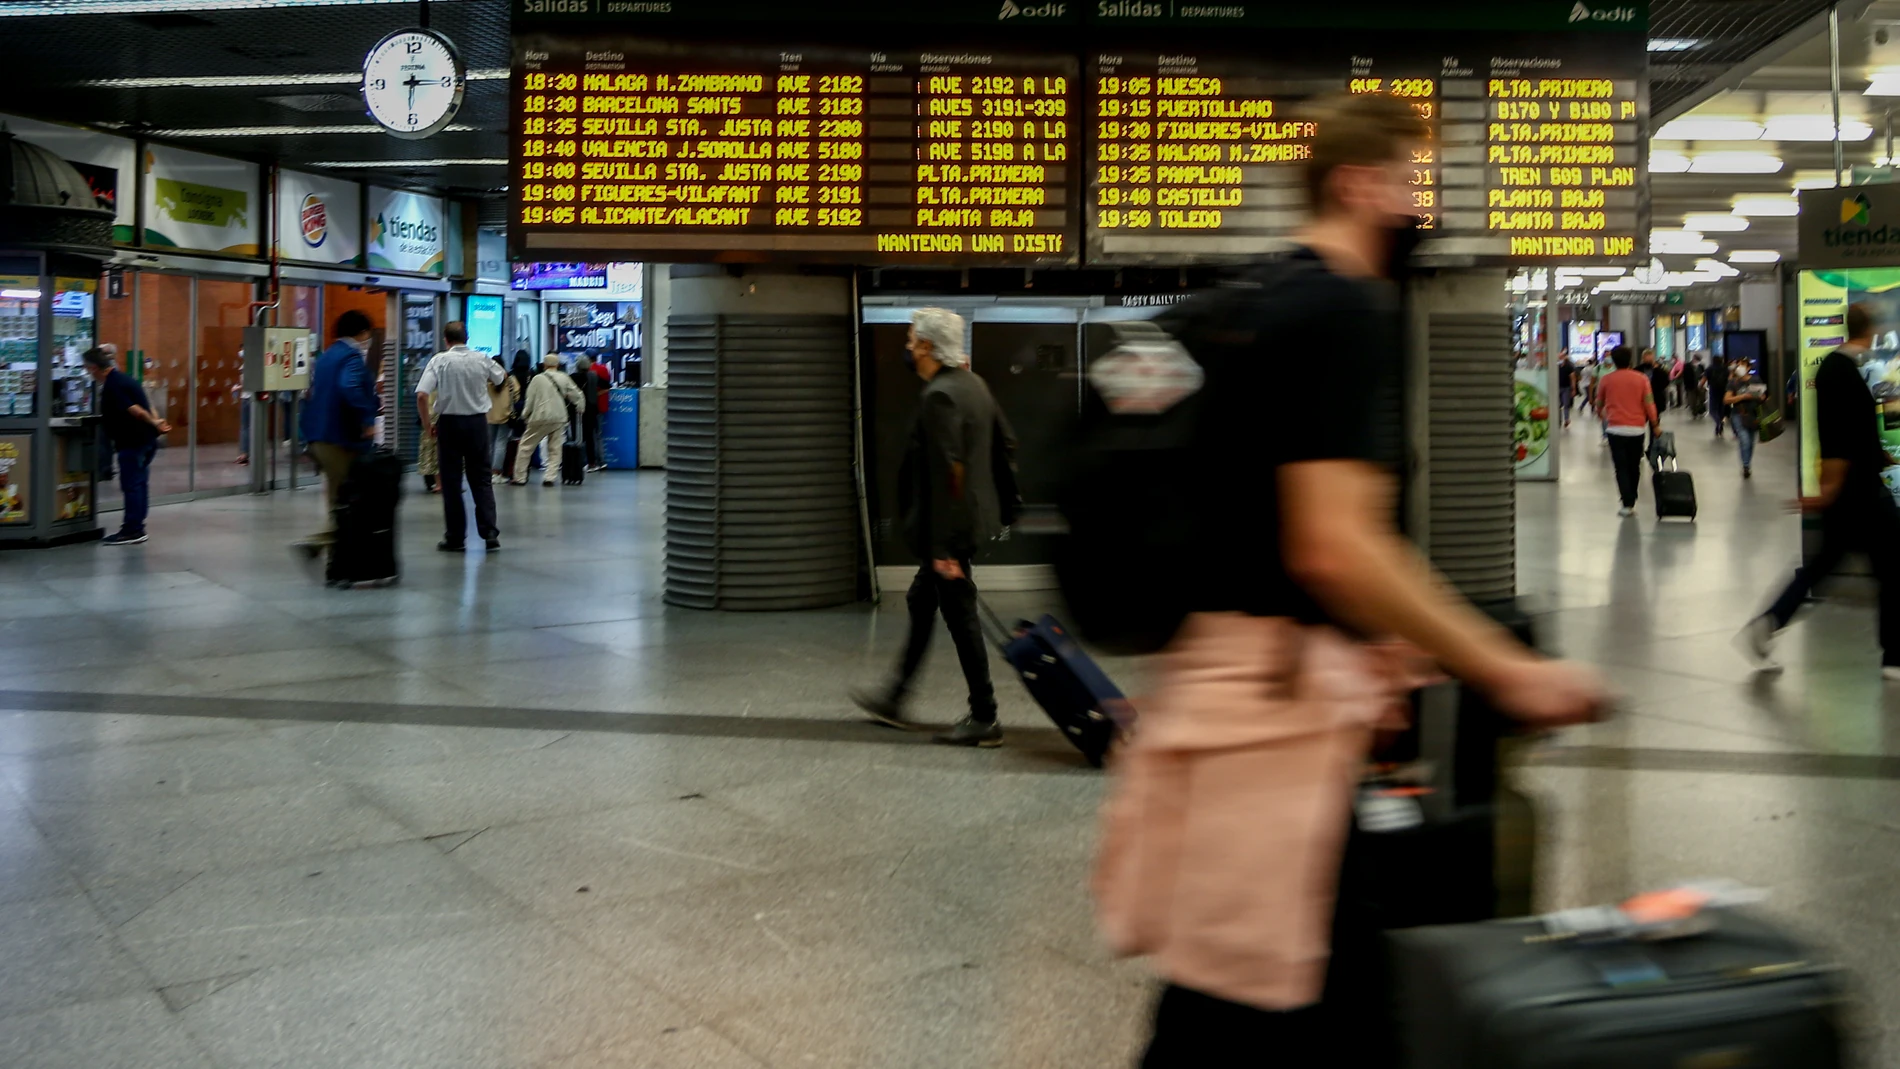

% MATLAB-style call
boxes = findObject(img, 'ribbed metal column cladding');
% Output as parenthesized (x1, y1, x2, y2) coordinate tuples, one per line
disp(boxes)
(1424, 313, 1516, 605)
(664, 314, 858, 610)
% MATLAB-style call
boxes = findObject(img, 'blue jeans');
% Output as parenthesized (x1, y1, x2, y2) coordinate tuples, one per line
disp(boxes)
(1730, 413, 1756, 469)
(117, 442, 157, 535)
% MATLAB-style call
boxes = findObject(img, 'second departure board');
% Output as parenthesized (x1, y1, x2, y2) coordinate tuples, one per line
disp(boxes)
(510, 36, 1078, 265)
(1086, 35, 1645, 265)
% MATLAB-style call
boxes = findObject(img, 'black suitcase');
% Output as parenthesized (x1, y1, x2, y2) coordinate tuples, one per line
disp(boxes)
(977, 599, 1130, 766)
(1654, 462, 1697, 521)
(327, 449, 401, 588)
(1391, 909, 1848, 1068)
(561, 441, 586, 485)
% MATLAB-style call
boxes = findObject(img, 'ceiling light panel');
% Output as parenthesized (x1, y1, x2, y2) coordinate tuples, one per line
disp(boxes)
(144, 124, 477, 137)
(1689, 152, 1783, 174)
(1728, 250, 1782, 263)
(77, 68, 506, 89)
(1684, 213, 1749, 232)
(308, 158, 509, 168)
(1731, 197, 1799, 217)
(1762, 116, 1874, 141)
(1650, 151, 1692, 173)
(1648, 38, 1701, 52)
(1655, 118, 1763, 140)
(3, 0, 416, 14)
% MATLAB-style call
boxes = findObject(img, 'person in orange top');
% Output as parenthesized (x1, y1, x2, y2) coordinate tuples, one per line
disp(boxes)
(1595, 344, 1661, 516)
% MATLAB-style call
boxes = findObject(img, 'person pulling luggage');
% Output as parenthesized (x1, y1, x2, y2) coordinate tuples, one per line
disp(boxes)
(1080, 93, 1609, 1069)
(850, 306, 1019, 748)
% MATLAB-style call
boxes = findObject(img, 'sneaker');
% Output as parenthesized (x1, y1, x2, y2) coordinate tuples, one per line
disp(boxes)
(1617, 506, 1634, 517)
(934, 716, 1004, 748)
(1743, 466, 1752, 479)
(437, 539, 466, 553)
(101, 530, 147, 546)
(484, 537, 501, 552)
(542, 479, 556, 487)
(1733, 615, 1782, 674)
(850, 686, 914, 730)
(509, 479, 527, 487)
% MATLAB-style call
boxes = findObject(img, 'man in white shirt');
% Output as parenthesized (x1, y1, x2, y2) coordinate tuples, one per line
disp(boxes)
(417, 321, 506, 552)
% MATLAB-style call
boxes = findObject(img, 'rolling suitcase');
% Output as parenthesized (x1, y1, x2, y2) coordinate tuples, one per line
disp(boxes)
(1391, 907, 1847, 1068)
(1653, 458, 1697, 521)
(561, 420, 586, 485)
(977, 599, 1131, 767)
(327, 448, 401, 588)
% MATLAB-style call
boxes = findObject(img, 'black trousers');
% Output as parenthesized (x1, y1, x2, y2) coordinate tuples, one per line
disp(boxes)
(436, 412, 498, 543)
(1767, 489, 1900, 663)
(1607, 433, 1646, 508)
(1141, 824, 1390, 1069)
(582, 407, 602, 468)
(895, 558, 997, 720)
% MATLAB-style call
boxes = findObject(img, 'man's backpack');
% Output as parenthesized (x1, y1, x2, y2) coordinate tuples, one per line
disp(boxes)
(1055, 258, 1314, 655)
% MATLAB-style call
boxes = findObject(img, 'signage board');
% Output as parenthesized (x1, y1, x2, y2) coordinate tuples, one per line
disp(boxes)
(0, 113, 137, 241)
(511, 35, 1079, 265)
(142, 144, 259, 255)
(277, 170, 363, 266)
(367, 187, 447, 275)
(466, 295, 505, 356)
(0, 435, 30, 524)
(1797, 183, 1900, 270)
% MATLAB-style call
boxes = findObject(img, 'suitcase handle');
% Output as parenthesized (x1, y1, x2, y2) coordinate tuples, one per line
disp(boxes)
(972, 589, 1019, 653)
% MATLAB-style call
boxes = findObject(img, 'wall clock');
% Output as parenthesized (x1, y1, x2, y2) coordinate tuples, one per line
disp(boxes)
(362, 28, 464, 140)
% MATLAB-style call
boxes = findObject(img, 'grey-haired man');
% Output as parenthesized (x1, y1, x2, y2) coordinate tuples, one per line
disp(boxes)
(852, 307, 1016, 747)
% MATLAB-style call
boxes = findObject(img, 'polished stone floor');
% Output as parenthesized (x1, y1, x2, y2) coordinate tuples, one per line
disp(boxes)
(1, 409, 1896, 1067)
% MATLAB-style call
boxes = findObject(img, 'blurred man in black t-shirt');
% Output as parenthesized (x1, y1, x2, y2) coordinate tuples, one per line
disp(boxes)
(1738, 303, 1900, 677)
(1122, 93, 1607, 1069)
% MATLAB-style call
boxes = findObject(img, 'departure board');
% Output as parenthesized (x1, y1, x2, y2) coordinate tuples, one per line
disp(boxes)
(510, 36, 1078, 265)
(1086, 41, 1645, 266)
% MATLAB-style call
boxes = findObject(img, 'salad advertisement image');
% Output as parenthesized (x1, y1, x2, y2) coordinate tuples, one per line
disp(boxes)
(1514, 368, 1553, 478)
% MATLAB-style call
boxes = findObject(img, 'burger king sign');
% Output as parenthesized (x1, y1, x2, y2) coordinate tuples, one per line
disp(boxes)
(299, 194, 327, 249)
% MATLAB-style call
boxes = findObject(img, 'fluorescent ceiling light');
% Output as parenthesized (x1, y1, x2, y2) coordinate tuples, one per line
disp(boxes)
(1728, 249, 1782, 264)
(1648, 38, 1701, 52)
(3, 0, 418, 14)
(1655, 117, 1763, 141)
(144, 123, 477, 137)
(308, 158, 508, 168)
(1683, 213, 1749, 232)
(1580, 267, 1627, 276)
(1867, 72, 1900, 97)
(1731, 197, 1799, 217)
(1650, 150, 1692, 173)
(1689, 152, 1783, 174)
(1694, 259, 1740, 277)
(1763, 116, 1873, 141)
(77, 68, 507, 89)
(0, 289, 42, 299)
(1791, 171, 1841, 190)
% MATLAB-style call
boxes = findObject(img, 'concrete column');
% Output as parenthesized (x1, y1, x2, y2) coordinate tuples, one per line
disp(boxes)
(663, 269, 858, 610)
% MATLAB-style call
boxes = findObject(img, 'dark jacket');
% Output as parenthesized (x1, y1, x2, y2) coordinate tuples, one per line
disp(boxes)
(898, 365, 1016, 561)
(300, 339, 379, 449)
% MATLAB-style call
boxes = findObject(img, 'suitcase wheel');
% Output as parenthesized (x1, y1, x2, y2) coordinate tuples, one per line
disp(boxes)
(1065, 726, 1082, 736)
(1087, 710, 1105, 721)
(1041, 655, 1057, 664)
(1023, 671, 1038, 681)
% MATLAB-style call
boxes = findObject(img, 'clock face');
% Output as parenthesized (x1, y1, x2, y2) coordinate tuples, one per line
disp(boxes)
(362, 29, 464, 139)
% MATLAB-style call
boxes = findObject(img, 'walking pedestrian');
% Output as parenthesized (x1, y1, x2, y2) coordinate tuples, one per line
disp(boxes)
(1724, 357, 1766, 479)
(486, 354, 520, 484)
(1644, 347, 1671, 413)
(1087, 93, 1606, 1069)
(850, 306, 1018, 748)
(415, 321, 506, 552)
(1738, 303, 1900, 679)
(1596, 344, 1660, 517)
(571, 355, 604, 471)
(298, 310, 379, 548)
(1704, 350, 1729, 438)
(81, 344, 171, 546)
(512, 353, 582, 486)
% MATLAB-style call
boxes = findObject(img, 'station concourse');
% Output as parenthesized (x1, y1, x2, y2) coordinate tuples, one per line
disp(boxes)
(1, 0, 1899, 1066)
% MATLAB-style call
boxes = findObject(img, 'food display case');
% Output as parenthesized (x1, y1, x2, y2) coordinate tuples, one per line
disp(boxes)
(0, 252, 101, 546)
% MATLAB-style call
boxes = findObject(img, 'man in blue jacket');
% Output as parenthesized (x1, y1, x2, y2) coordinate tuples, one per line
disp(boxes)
(299, 310, 379, 545)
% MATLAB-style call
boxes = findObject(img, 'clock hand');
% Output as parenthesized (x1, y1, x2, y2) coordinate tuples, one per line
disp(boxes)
(404, 73, 421, 110)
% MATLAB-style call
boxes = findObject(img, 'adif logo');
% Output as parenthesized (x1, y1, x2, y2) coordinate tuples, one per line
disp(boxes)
(999, 0, 1065, 17)
(1569, 2, 1637, 22)
(1844, 193, 1872, 226)
(1822, 191, 1896, 252)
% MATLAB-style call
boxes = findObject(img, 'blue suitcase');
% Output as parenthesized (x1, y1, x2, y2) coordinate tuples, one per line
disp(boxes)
(979, 601, 1133, 766)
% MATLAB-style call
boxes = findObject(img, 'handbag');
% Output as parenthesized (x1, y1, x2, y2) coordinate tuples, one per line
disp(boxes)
(1757, 409, 1784, 443)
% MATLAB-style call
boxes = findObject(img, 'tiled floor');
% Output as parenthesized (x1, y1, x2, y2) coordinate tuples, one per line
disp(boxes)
(1, 409, 1896, 1067)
